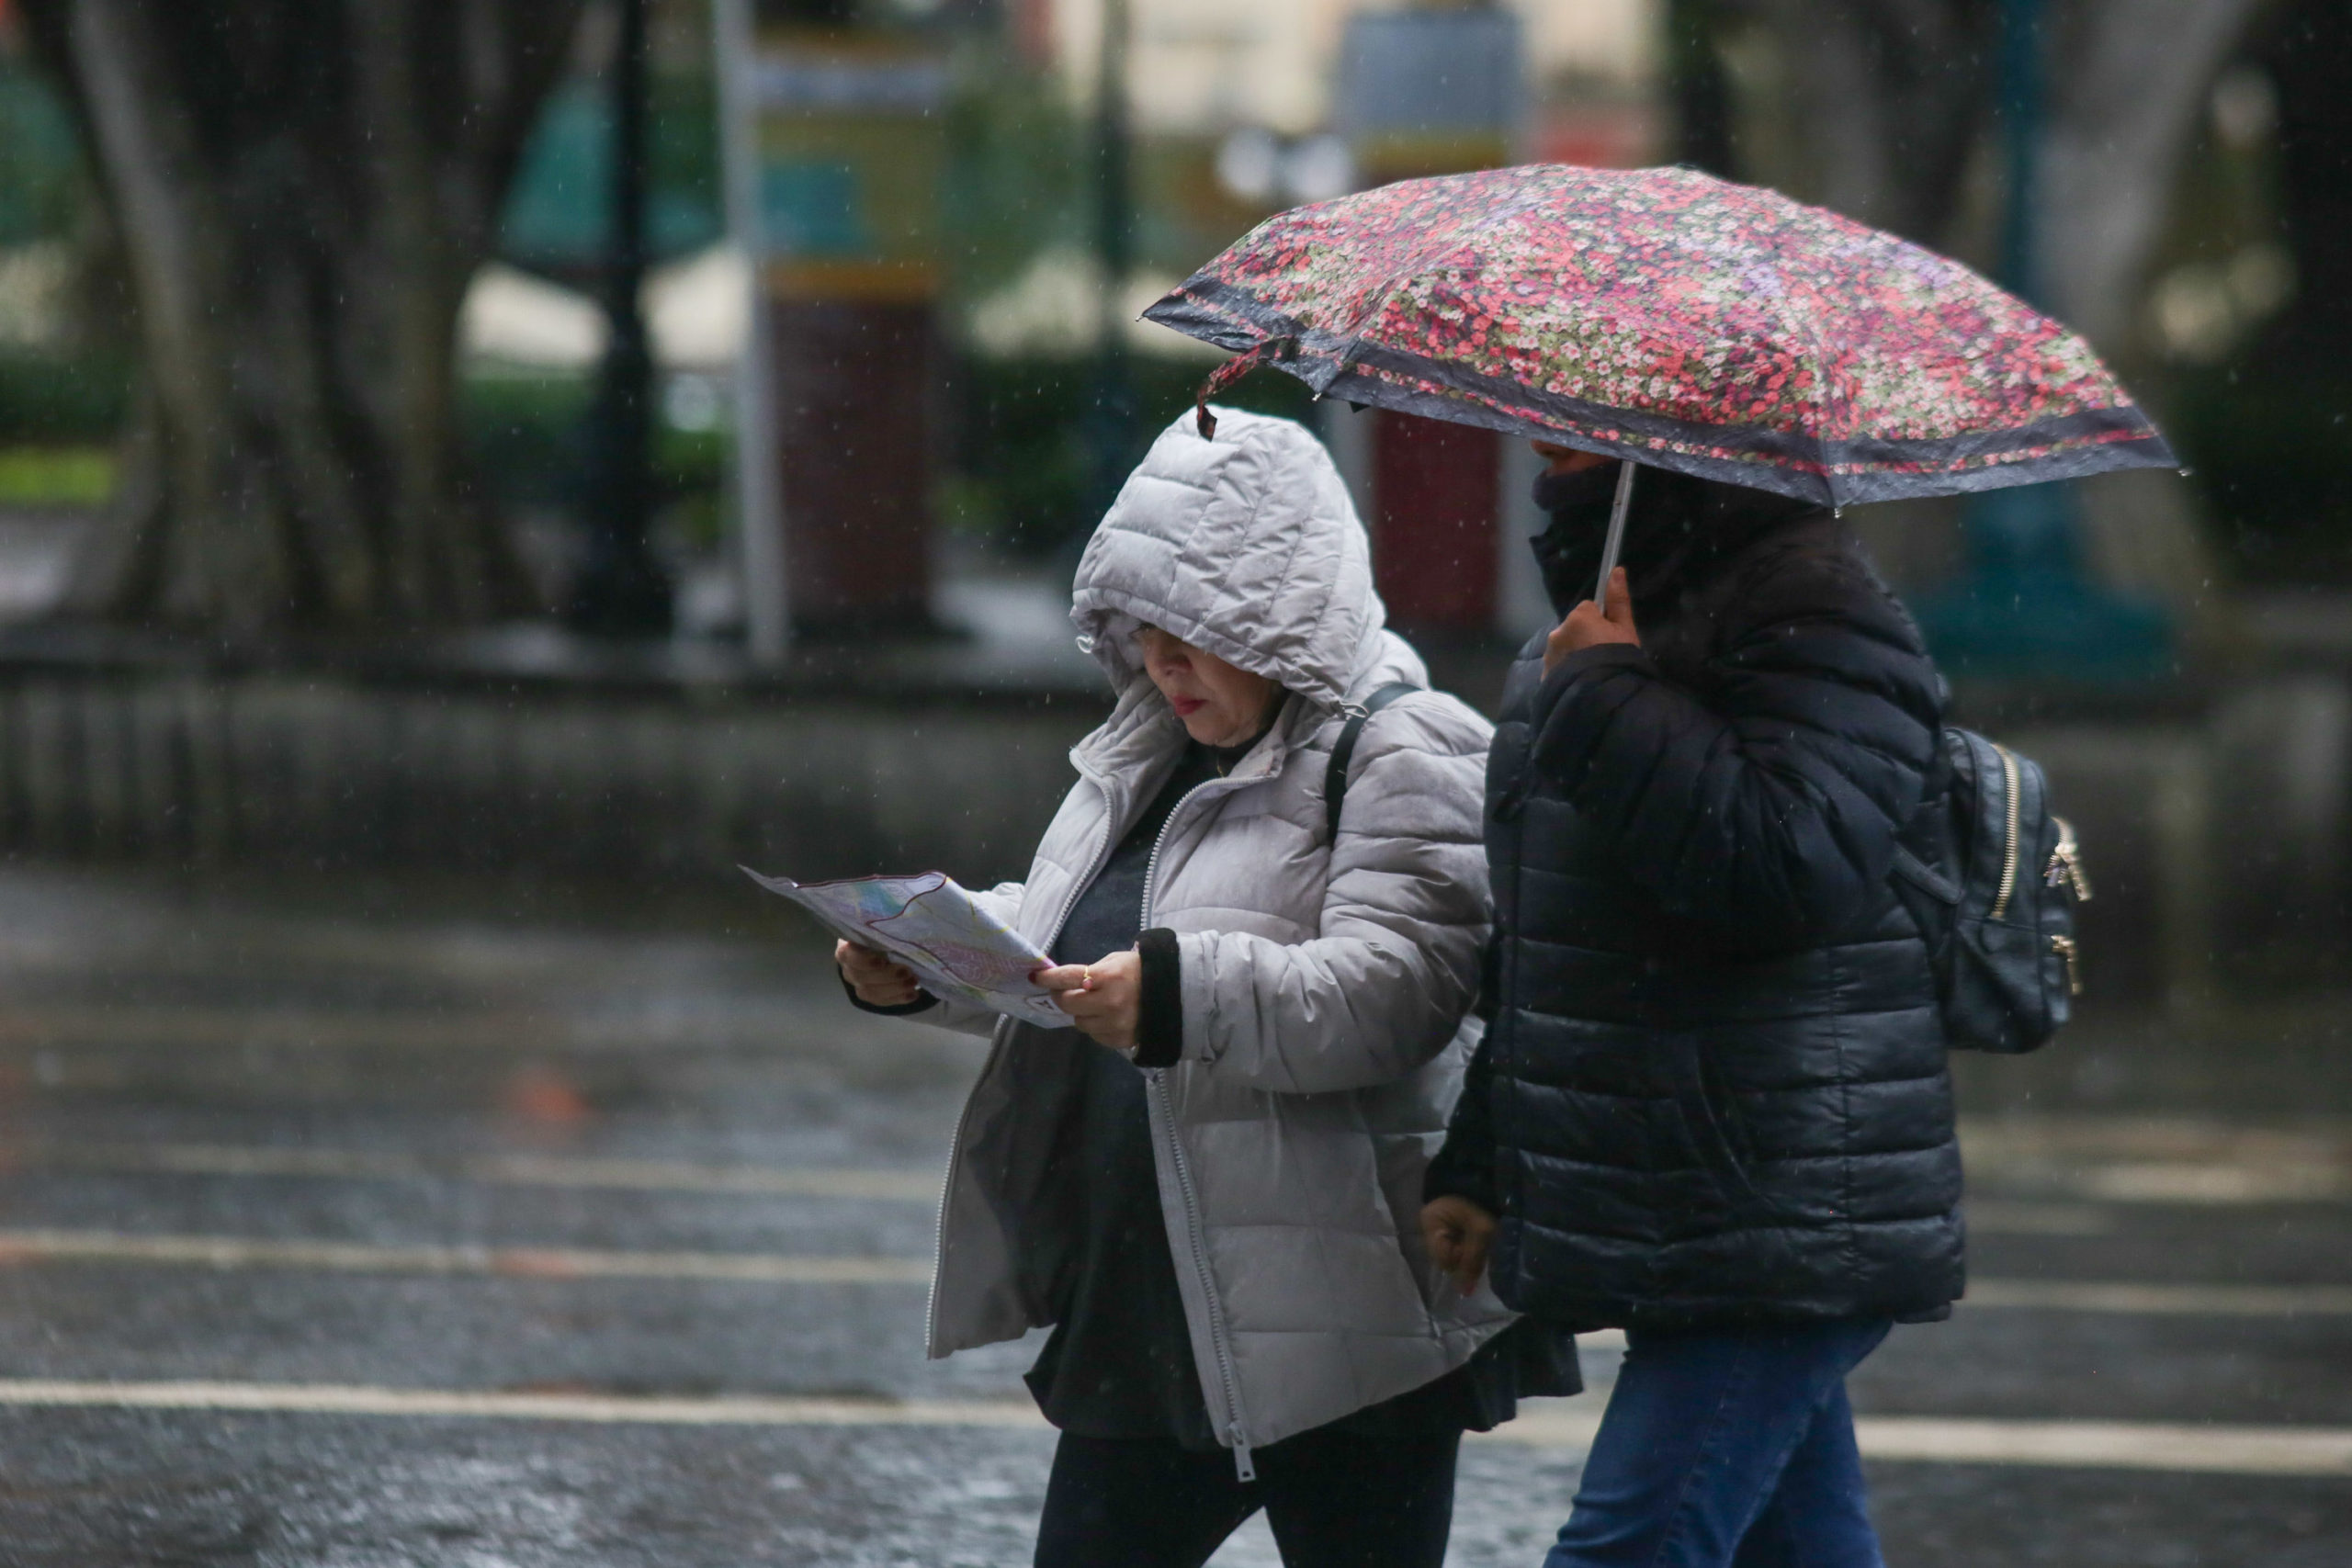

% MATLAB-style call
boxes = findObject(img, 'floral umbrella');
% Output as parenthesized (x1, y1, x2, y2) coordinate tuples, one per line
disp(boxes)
(1143, 164, 2175, 510)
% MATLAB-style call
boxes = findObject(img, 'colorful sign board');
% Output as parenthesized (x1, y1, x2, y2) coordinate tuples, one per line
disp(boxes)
(748, 36, 949, 302)
(715, 2, 952, 655)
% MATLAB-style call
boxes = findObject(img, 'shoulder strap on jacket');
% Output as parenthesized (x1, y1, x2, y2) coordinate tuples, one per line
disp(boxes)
(1324, 682, 1420, 843)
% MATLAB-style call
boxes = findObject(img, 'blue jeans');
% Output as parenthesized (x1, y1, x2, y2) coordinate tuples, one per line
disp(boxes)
(1543, 1318, 1891, 1568)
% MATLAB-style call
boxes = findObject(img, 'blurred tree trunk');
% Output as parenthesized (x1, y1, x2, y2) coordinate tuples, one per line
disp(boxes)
(1707, 0, 2272, 624)
(1750, 0, 1998, 248)
(17, 0, 589, 632)
(1734, 0, 2266, 349)
(2033, 0, 2270, 349)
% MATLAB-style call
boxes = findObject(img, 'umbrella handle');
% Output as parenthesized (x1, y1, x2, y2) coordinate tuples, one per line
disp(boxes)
(1594, 460, 1637, 612)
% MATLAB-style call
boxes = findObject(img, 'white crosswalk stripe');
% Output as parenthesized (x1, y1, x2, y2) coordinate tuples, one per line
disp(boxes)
(1964, 1279, 2352, 1315)
(2, 1381, 2345, 1476)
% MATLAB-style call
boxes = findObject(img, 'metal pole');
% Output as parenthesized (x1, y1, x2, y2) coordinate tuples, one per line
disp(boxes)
(1908, 0, 2166, 682)
(714, 0, 789, 661)
(1593, 458, 1637, 611)
(571, 0, 673, 635)
(1668, 0, 1735, 176)
(1086, 0, 1136, 519)
(1996, 0, 2042, 301)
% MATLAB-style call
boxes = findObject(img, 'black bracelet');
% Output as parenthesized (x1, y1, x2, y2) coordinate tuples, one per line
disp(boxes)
(1133, 928, 1183, 1067)
(839, 973, 936, 1017)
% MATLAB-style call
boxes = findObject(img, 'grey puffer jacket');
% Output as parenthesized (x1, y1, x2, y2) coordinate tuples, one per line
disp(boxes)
(922, 408, 1512, 1468)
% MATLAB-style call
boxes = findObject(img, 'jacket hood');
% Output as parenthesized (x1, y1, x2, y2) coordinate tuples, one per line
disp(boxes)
(1071, 407, 1393, 713)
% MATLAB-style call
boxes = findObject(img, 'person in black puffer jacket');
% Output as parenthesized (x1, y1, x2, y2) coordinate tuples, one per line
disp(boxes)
(1421, 447, 1959, 1568)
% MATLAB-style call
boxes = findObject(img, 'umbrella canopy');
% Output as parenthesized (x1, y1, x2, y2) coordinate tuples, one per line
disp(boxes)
(1143, 164, 2175, 508)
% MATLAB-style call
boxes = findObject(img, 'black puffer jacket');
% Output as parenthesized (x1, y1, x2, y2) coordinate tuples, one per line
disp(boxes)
(1427, 505, 1963, 1331)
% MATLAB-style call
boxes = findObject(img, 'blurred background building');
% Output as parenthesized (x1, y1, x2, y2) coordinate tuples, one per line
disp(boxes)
(6, 0, 2335, 648)
(0, 0, 2345, 1000)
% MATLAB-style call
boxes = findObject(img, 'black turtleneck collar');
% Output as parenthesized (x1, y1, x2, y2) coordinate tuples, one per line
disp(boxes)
(1204, 693, 1287, 774)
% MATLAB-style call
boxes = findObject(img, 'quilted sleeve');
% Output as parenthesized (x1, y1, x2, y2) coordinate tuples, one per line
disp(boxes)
(1173, 694, 1493, 1093)
(1515, 544, 1939, 940)
(1423, 1001, 1501, 1212)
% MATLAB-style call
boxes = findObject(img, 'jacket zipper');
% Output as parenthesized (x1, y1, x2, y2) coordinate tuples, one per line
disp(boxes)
(1148, 1070, 1255, 1480)
(1987, 743, 2023, 920)
(924, 767, 1125, 1355)
(1139, 768, 1259, 1481)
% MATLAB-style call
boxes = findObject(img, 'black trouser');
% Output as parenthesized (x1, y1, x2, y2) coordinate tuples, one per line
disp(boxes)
(1033, 1426, 1462, 1568)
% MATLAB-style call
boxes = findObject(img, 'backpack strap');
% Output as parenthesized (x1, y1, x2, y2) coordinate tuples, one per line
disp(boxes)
(1324, 682, 1420, 843)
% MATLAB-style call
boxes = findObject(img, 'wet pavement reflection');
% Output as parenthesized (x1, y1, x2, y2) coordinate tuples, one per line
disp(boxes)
(0, 863, 2346, 1565)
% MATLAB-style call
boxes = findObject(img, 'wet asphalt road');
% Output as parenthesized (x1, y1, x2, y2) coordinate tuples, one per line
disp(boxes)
(0, 864, 2347, 1566)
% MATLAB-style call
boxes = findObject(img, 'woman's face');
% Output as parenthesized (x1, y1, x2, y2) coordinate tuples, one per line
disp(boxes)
(1532, 439, 1613, 477)
(1135, 626, 1282, 749)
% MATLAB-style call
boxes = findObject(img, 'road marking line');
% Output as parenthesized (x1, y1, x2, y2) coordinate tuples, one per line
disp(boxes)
(0, 1380, 1046, 1427)
(2077, 1163, 2349, 1204)
(0, 1381, 2342, 1475)
(1845, 1417, 2352, 1476)
(15, 1143, 942, 1202)
(0, 1230, 930, 1284)
(1964, 1280, 2352, 1316)
(1959, 1117, 2352, 1205)
(1491, 1409, 2352, 1474)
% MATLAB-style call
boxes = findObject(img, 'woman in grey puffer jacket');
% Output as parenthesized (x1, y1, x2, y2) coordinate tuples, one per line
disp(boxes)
(837, 408, 1575, 1568)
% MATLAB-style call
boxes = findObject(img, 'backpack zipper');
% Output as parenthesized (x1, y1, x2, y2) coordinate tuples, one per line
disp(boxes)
(2045, 816, 2091, 901)
(1138, 765, 1259, 1482)
(1987, 743, 2023, 920)
(2051, 933, 2083, 996)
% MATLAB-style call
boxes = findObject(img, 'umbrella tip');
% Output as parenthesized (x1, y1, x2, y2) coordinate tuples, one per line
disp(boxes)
(1196, 401, 1219, 439)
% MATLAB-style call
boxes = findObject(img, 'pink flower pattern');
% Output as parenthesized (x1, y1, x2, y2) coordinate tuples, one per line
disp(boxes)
(1146, 164, 2173, 505)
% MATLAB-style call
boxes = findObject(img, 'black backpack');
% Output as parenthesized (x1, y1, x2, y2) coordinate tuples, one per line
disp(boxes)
(1322, 682, 1420, 841)
(1890, 728, 2091, 1054)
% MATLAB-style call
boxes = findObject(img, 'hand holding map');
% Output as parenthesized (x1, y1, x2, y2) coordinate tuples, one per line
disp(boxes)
(743, 867, 1068, 1028)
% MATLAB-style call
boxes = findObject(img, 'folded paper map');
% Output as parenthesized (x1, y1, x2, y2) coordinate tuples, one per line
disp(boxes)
(743, 867, 1069, 1028)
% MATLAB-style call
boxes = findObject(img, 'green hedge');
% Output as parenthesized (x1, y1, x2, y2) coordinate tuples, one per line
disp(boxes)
(948, 355, 1317, 554)
(0, 67, 79, 248)
(459, 368, 728, 522)
(2173, 365, 2352, 585)
(0, 350, 131, 445)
